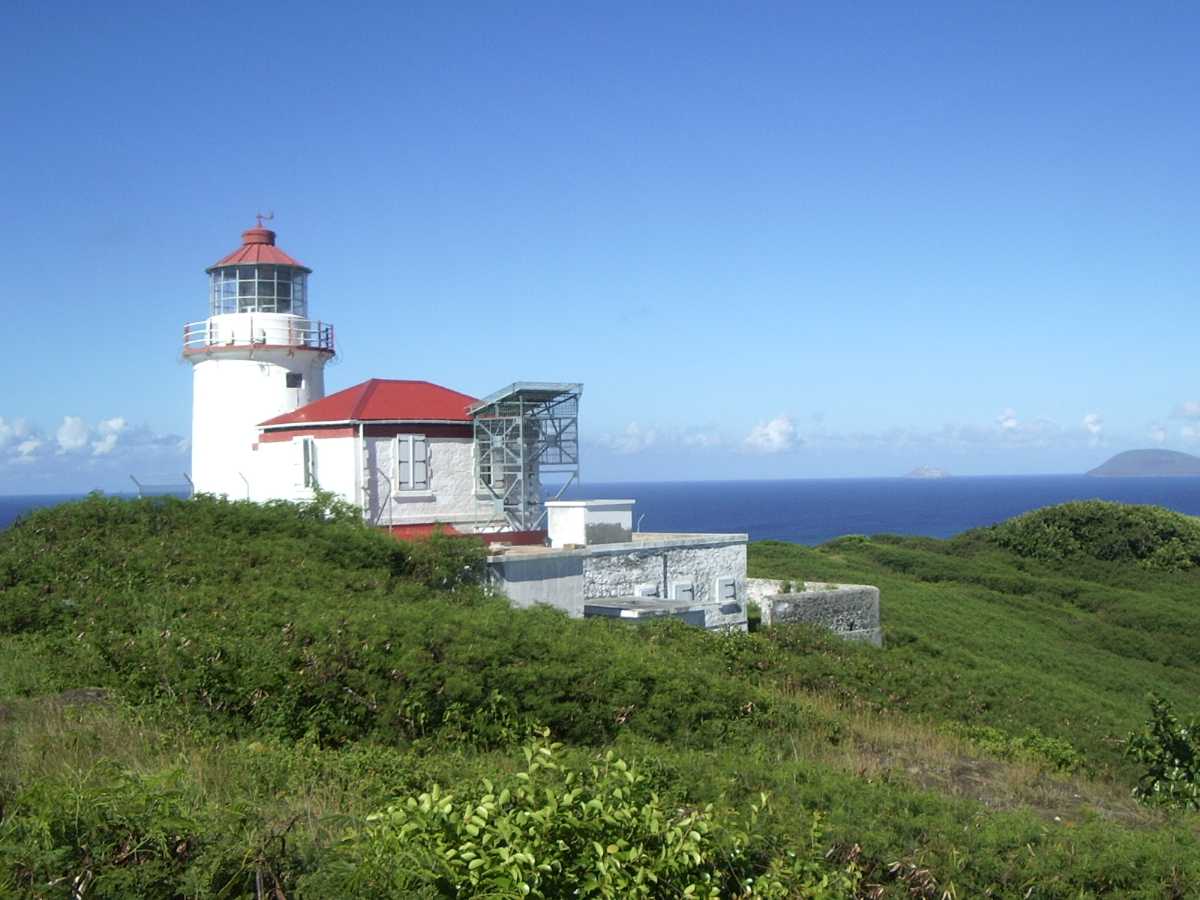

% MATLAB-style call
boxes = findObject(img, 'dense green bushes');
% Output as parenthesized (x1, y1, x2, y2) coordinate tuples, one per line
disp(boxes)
(984, 500, 1200, 570)
(0, 496, 769, 749)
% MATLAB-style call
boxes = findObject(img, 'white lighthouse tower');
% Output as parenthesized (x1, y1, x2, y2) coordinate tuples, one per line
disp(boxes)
(184, 220, 335, 498)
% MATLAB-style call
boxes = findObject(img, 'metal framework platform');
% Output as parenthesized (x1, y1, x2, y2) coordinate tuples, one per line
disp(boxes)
(470, 382, 582, 531)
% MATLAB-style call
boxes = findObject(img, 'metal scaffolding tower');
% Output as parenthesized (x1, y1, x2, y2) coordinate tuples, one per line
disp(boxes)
(470, 382, 582, 532)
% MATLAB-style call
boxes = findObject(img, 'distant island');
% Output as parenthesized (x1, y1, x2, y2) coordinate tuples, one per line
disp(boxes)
(1087, 449, 1200, 477)
(905, 466, 950, 479)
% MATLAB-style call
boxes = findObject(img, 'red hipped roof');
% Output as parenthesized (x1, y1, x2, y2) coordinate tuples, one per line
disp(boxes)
(260, 379, 478, 428)
(207, 226, 311, 273)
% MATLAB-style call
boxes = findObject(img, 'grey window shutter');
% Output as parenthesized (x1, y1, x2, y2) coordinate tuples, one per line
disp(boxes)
(672, 581, 695, 603)
(412, 437, 428, 489)
(305, 439, 317, 488)
(715, 577, 736, 602)
(397, 435, 412, 489)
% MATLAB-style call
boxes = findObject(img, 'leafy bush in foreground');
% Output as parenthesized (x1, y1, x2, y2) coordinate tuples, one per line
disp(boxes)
(304, 731, 858, 899)
(984, 500, 1200, 570)
(1126, 695, 1200, 811)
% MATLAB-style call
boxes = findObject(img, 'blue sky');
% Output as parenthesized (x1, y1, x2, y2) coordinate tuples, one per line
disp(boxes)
(1, 1, 1197, 491)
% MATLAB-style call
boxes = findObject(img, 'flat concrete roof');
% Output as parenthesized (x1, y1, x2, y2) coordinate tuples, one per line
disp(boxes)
(487, 530, 747, 562)
(544, 499, 635, 508)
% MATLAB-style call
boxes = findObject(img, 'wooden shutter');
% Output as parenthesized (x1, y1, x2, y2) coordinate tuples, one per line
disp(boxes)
(396, 435, 411, 489)
(412, 437, 428, 489)
(302, 438, 316, 488)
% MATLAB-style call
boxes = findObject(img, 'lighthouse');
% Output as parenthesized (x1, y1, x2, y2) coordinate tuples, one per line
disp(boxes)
(184, 220, 335, 498)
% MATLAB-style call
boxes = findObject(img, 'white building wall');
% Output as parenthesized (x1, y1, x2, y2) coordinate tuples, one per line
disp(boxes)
(252, 434, 357, 505)
(364, 436, 496, 528)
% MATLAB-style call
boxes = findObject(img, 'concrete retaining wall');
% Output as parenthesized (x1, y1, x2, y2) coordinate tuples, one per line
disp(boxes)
(748, 577, 882, 646)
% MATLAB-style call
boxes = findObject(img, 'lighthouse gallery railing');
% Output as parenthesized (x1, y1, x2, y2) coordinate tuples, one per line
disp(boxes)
(182, 318, 335, 353)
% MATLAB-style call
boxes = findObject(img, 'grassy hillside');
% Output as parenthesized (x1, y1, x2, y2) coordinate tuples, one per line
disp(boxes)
(750, 502, 1200, 778)
(1, 495, 1199, 897)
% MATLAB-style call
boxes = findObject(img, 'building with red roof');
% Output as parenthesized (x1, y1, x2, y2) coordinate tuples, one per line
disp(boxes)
(185, 221, 753, 631)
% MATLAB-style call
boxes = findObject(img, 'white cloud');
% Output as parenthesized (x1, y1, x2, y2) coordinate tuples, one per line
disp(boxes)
(91, 417, 126, 456)
(597, 422, 658, 455)
(1173, 401, 1200, 420)
(1183, 425, 1200, 443)
(15, 438, 42, 461)
(996, 408, 1019, 432)
(0, 414, 186, 491)
(1082, 412, 1103, 446)
(1149, 423, 1167, 444)
(681, 428, 723, 449)
(56, 416, 90, 453)
(0, 417, 30, 450)
(743, 415, 799, 454)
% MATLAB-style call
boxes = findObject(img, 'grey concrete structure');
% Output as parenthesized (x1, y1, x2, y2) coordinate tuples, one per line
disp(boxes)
(747, 578, 882, 645)
(582, 597, 707, 628)
(488, 532, 748, 630)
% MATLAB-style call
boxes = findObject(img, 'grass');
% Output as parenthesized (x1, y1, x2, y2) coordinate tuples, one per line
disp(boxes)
(749, 527, 1200, 778)
(1, 495, 1200, 896)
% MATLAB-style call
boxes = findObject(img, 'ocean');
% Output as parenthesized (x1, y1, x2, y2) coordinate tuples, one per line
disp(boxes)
(5, 475, 1200, 544)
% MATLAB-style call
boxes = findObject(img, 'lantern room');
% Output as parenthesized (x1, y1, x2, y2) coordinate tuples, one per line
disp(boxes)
(205, 225, 312, 317)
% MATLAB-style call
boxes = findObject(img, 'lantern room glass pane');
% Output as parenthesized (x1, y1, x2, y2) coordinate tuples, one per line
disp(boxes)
(207, 265, 310, 315)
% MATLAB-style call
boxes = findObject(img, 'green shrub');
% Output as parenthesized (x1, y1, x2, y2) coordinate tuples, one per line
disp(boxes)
(949, 724, 1089, 773)
(304, 731, 859, 898)
(399, 529, 487, 591)
(985, 500, 1200, 571)
(0, 498, 767, 749)
(1126, 695, 1200, 810)
(0, 763, 305, 899)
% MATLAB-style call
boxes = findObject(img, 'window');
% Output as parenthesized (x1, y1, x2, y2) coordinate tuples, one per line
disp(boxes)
(286, 372, 303, 389)
(208, 265, 308, 317)
(296, 437, 316, 488)
(393, 434, 428, 492)
(672, 581, 696, 603)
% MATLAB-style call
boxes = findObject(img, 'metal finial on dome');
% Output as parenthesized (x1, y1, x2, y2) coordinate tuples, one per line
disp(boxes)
(255, 211, 274, 228)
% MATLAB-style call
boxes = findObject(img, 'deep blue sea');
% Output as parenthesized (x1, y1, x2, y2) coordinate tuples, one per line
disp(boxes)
(4, 476, 1200, 544)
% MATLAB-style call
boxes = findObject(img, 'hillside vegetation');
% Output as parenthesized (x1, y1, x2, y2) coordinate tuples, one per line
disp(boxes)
(1, 495, 1199, 897)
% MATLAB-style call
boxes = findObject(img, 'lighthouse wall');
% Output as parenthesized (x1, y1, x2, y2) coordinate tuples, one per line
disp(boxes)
(190, 347, 328, 499)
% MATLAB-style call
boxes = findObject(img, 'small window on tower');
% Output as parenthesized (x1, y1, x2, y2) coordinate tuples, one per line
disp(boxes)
(286, 373, 303, 389)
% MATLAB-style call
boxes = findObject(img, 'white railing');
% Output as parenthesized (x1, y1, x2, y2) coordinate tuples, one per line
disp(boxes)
(182, 317, 335, 353)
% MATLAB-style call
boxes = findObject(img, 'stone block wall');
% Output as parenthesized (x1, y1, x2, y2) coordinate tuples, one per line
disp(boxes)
(748, 578, 882, 646)
(582, 539, 747, 630)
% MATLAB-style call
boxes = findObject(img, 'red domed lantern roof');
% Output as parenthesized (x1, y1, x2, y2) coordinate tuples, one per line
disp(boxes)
(206, 223, 311, 273)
